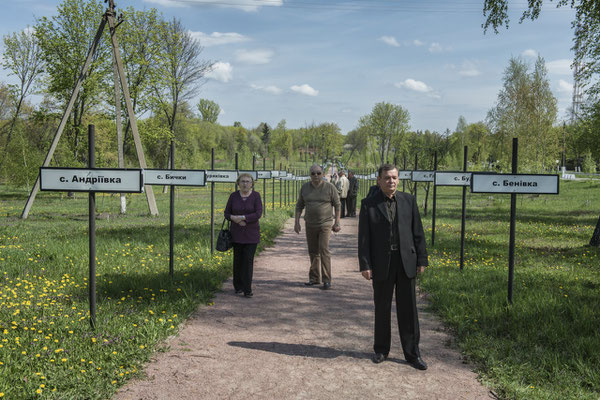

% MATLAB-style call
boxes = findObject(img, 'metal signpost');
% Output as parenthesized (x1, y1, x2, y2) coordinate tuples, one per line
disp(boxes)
(471, 139, 559, 304)
(432, 152, 438, 246)
(143, 169, 207, 278)
(434, 166, 472, 270)
(40, 125, 143, 329)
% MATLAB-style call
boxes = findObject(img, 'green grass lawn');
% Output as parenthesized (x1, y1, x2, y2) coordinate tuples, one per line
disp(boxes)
(0, 184, 293, 399)
(419, 179, 600, 399)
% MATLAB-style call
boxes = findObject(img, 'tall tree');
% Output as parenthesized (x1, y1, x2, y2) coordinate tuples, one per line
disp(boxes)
(1, 27, 43, 170)
(529, 56, 559, 170)
(486, 56, 557, 171)
(483, 0, 600, 98)
(116, 7, 164, 146)
(260, 122, 271, 157)
(35, 0, 110, 163)
(343, 126, 369, 166)
(359, 102, 410, 165)
(152, 17, 214, 141)
(197, 98, 221, 123)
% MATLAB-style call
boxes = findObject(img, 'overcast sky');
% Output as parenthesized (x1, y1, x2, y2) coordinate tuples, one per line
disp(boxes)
(1, 0, 577, 134)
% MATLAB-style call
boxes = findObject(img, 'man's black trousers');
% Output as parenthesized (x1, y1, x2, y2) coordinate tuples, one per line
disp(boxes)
(371, 250, 421, 361)
(347, 196, 357, 216)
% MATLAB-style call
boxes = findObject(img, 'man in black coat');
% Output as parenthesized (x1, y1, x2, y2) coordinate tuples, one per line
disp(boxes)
(358, 163, 429, 370)
(346, 171, 359, 217)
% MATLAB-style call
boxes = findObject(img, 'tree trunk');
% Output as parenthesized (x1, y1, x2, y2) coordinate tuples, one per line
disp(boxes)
(0, 96, 24, 171)
(590, 215, 600, 247)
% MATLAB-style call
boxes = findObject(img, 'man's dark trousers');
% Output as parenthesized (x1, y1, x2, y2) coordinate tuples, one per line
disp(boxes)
(340, 197, 347, 218)
(372, 250, 420, 360)
(347, 195, 357, 216)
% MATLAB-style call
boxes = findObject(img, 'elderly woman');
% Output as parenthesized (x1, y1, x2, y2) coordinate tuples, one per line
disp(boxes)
(224, 173, 263, 297)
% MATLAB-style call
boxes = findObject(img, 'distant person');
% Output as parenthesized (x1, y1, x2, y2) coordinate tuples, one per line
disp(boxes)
(358, 163, 429, 370)
(336, 170, 350, 218)
(294, 164, 341, 290)
(224, 173, 263, 298)
(347, 171, 359, 217)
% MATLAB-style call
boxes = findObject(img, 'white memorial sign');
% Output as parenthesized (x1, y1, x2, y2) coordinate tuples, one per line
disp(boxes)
(144, 169, 206, 186)
(398, 170, 412, 180)
(206, 170, 238, 183)
(40, 168, 143, 193)
(471, 173, 559, 194)
(237, 170, 259, 180)
(257, 170, 272, 179)
(412, 171, 435, 182)
(435, 171, 471, 186)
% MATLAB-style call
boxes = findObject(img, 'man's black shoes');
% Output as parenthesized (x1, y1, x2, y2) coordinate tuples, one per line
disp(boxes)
(304, 281, 318, 286)
(407, 357, 428, 370)
(372, 353, 387, 363)
(321, 282, 331, 290)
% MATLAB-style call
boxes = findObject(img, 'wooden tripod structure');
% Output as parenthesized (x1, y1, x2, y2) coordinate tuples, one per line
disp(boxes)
(21, 0, 158, 219)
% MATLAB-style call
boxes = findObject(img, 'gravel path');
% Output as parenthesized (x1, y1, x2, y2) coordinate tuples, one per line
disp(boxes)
(115, 217, 492, 400)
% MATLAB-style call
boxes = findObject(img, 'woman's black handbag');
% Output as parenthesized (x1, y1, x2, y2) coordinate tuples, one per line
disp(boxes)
(216, 219, 233, 252)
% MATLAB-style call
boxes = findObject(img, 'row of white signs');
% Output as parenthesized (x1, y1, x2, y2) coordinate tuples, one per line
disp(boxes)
(39, 168, 310, 193)
(40, 168, 559, 195)
(356, 170, 559, 194)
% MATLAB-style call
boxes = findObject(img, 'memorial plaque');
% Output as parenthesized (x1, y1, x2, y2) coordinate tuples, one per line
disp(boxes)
(237, 170, 259, 181)
(257, 170, 272, 179)
(412, 171, 435, 182)
(206, 170, 238, 183)
(398, 170, 412, 180)
(471, 173, 559, 194)
(435, 171, 471, 186)
(144, 169, 206, 186)
(40, 168, 143, 193)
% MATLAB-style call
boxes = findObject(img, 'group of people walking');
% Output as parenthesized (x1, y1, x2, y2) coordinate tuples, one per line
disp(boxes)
(332, 170, 359, 218)
(223, 163, 429, 370)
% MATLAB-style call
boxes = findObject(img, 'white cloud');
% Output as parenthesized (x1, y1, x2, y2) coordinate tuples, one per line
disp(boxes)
(250, 84, 282, 94)
(395, 79, 433, 93)
(521, 49, 538, 58)
(291, 84, 319, 96)
(547, 59, 572, 75)
(206, 62, 233, 82)
(428, 42, 451, 53)
(557, 79, 573, 93)
(459, 61, 481, 77)
(144, 0, 283, 11)
(413, 39, 424, 46)
(235, 49, 274, 64)
(429, 42, 443, 53)
(379, 36, 400, 47)
(189, 31, 250, 47)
